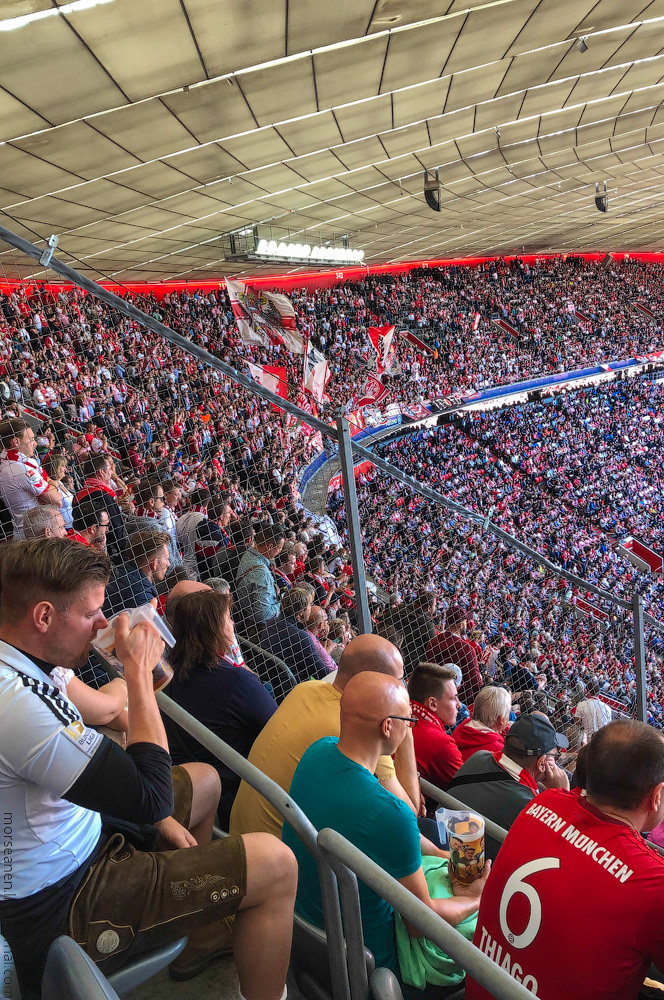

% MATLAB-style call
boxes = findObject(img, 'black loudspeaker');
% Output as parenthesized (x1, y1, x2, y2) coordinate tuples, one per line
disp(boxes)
(595, 181, 608, 213)
(424, 169, 441, 213)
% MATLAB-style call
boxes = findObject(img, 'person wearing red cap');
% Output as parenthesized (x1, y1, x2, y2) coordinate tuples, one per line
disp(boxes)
(425, 604, 483, 705)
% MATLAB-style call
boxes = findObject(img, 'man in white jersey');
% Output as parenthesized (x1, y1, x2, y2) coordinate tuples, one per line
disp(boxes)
(0, 417, 62, 537)
(0, 538, 296, 1000)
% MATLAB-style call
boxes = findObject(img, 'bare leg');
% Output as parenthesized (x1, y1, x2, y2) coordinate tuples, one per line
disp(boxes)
(234, 833, 297, 1000)
(179, 762, 221, 844)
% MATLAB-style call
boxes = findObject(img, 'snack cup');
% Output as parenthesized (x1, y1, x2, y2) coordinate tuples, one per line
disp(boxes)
(446, 812, 485, 885)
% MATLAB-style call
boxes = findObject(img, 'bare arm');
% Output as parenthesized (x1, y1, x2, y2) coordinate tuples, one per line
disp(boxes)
(393, 727, 421, 813)
(114, 613, 169, 752)
(398, 864, 489, 937)
(379, 774, 418, 815)
(38, 485, 63, 506)
(65, 675, 128, 726)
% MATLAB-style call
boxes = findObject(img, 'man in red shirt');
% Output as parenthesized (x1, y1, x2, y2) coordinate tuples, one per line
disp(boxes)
(466, 719, 664, 1000)
(408, 663, 463, 790)
(425, 605, 482, 705)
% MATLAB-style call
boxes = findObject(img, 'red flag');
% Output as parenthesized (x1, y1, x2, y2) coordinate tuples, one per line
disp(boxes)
(355, 373, 389, 408)
(367, 324, 395, 374)
(247, 363, 288, 411)
(397, 329, 435, 355)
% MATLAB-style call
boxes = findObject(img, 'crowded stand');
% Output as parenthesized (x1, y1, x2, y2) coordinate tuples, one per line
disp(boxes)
(2, 251, 664, 1000)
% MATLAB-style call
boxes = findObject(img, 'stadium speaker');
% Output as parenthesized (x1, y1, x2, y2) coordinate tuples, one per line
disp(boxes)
(601, 253, 612, 267)
(424, 168, 442, 213)
(595, 181, 608, 213)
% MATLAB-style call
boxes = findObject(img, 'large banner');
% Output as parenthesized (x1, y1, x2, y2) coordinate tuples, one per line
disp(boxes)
(303, 342, 331, 402)
(226, 279, 304, 355)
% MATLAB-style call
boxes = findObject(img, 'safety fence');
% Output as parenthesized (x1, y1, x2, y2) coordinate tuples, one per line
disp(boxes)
(0, 221, 656, 729)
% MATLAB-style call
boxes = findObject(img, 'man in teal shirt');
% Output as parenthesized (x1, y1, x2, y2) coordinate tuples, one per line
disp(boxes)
(284, 672, 488, 976)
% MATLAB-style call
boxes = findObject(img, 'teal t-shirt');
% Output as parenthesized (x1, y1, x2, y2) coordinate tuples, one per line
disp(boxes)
(283, 736, 421, 974)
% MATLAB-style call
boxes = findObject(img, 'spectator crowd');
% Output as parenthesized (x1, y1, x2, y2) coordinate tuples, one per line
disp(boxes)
(1, 253, 664, 1000)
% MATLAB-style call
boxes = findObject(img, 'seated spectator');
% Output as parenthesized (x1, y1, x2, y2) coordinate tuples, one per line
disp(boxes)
(205, 577, 248, 669)
(70, 499, 110, 549)
(508, 656, 545, 694)
(283, 671, 489, 983)
(300, 555, 333, 606)
(449, 714, 569, 840)
(425, 605, 482, 705)
(230, 634, 420, 838)
(408, 663, 463, 790)
(273, 544, 296, 596)
(453, 684, 512, 762)
(165, 590, 277, 828)
(103, 530, 171, 616)
(259, 588, 335, 683)
(0, 417, 62, 537)
(0, 538, 297, 999)
(235, 521, 285, 633)
(21, 504, 67, 539)
(467, 720, 664, 1000)
(574, 677, 612, 737)
(75, 453, 127, 557)
(327, 616, 352, 665)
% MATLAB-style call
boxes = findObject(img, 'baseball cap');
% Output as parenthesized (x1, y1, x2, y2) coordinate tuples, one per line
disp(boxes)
(446, 604, 468, 628)
(505, 714, 569, 756)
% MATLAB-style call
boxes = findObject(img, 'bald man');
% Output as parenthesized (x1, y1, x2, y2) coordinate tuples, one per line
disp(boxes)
(229, 634, 420, 837)
(283, 672, 489, 980)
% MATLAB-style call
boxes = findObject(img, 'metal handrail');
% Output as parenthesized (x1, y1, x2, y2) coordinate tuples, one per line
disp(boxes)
(318, 828, 536, 1000)
(420, 778, 508, 845)
(155, 692, 351, 1000)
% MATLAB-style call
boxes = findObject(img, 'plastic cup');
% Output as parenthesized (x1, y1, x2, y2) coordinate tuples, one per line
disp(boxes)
(91, 603, 175, 692)
(446, 812, 485, 885)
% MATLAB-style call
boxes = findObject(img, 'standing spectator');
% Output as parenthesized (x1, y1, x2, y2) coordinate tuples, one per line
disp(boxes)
(408, 663, 463, 790)
(42, 453, 74, 531)
(124, 479, 181, 568)
(449, 714, 569, 839)
(425, 605, 482, 704)
(382, 591, 437, 673)
(166, 590, 277, 828)
(235, 522, 285, 633)
(574, 677, 613, 737)
(467, 721, 664, 1000)
(103, 530, 171, 616)
(453, 685, 512, 762)
(75, 453, 128, 557)
(0, 417, 62, 537)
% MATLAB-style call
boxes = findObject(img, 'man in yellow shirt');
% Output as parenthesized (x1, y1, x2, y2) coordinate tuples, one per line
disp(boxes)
(230, 634, 420, 837)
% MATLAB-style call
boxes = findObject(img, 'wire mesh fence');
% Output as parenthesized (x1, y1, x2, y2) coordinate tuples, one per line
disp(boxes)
(0, 223, 655, 748)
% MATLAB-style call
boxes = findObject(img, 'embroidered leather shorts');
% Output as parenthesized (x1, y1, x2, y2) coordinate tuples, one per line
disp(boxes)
(68, 765, 247, 974)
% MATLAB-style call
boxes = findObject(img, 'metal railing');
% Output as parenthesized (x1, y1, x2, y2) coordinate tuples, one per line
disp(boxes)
(318, 829, 535, 1000)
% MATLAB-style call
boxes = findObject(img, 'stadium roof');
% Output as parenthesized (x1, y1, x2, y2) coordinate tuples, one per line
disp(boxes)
(2, 0, 664, 282)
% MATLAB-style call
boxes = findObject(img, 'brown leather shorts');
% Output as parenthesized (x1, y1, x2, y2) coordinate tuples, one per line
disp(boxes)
(68, 765, 247, 975)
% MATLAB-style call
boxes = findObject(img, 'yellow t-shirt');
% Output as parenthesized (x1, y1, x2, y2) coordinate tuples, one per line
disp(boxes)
(229, 679, 395, 838)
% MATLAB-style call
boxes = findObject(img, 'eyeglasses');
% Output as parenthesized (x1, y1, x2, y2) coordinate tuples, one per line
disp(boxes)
(382, 715, 418, 728)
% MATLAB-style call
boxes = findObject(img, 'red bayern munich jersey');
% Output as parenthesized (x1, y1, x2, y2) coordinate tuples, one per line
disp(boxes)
(466, 788, 664, 1000)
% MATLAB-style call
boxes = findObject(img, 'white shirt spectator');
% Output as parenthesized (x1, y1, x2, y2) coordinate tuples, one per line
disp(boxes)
(575, 696, 612, 737)
(0, 447, 50, 536)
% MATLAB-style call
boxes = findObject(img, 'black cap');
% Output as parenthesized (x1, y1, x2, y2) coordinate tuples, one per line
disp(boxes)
(505, 714, 568, 756)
